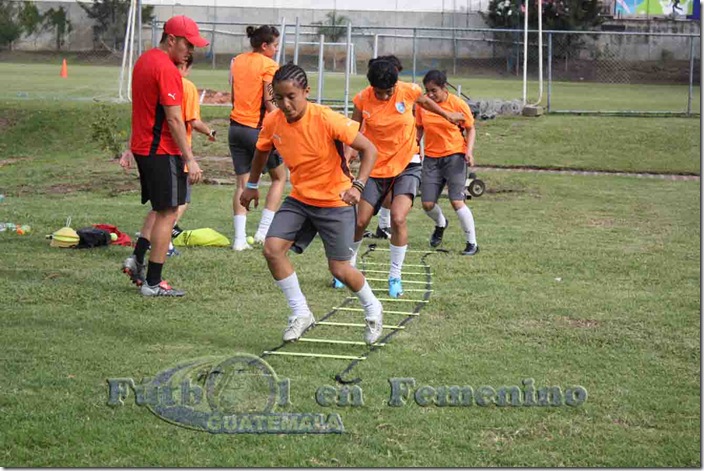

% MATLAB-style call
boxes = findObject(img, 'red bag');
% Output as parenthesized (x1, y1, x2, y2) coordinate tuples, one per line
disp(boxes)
(93, 224, 132, 247)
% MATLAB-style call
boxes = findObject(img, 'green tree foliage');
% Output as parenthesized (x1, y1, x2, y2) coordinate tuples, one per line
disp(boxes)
(78, 0, 153, 51)
(0, 0, 44, 50)
(483, 0, 604, 31)
(313, 11, 350, 71)
(43, 6, 72, 50)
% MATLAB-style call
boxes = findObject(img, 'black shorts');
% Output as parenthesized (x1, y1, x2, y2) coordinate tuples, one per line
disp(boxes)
(134, 154, 187, 211)
(228, 120, 283, 175)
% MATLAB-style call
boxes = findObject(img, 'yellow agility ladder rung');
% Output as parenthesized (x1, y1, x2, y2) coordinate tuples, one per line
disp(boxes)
(365, 278, 431, 285)
(334, 306, 419, 316)
(363, 270, 430, 276)
(346, 297, 428, 303)
(362, 262, 426, 268)
(317, 321, 405, 330)
(371, 288, 432, 293)
(369, 248, 432, 254)
(263, 351, 365, 360)
(298, 337, 385, 346)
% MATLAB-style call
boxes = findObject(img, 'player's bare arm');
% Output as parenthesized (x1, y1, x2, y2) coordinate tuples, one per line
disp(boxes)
(164, 104, 202, 184)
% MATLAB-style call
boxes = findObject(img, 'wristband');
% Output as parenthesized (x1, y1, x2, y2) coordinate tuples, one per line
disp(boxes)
(352, 180, 365, 193)
(209, 130, 217, 138)
(246, 182, 259, 190)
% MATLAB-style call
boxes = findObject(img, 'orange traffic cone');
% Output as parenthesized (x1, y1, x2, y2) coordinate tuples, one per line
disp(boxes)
(60, 59, 68, 78)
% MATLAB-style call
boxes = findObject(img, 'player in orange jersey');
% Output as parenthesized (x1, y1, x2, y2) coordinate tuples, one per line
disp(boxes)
(240, 64, 384, 345)
(416, 70, 478, 255)
(228, 25, 285, 251)
(349, 58, 464, 298)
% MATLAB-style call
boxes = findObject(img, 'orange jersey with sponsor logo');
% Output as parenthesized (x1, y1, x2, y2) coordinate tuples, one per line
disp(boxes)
(229, 52, 279, 128)
(181, 77, 200, 147)
(415, 93, 474, 158)
(353, 81, 422, 178)
(256, 104, 360, 208)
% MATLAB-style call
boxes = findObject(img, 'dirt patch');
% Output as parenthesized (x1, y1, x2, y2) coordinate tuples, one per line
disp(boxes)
(586, 218, 616, 228)
(200, 89, 231, 105)
(558, 316, 601, 329)
(0, 158, 24, 168)
(0, 117, 14, 132)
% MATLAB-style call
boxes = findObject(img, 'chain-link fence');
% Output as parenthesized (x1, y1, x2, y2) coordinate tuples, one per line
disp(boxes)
(0, 13, 699, 115)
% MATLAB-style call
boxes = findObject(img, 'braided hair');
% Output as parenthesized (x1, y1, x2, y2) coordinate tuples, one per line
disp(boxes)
(272, 63, 308, 90)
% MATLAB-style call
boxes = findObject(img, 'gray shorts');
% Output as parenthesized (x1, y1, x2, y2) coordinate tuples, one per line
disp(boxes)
(362, 163, 421, 214)
(421, 153, 467, 203)
(267, 196, 357, 261)
(228, 120, 283, 176)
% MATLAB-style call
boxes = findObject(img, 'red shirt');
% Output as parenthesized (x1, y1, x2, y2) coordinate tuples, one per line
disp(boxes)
(130, 48, 183, 156)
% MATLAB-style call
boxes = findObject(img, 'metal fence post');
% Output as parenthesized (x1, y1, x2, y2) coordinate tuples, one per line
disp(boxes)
(452, 27, 457, 76)
(412, 28, 417, 83)
(211, 23, 216, 70)
(317, 34, 325, 104)
(547, 32, 552, 113)
(687, 35, 694, 115)
(151, 18, 157, 49)
(373, 34, 379, 59)
(293, 16, 300, 65)
(344, 22, 352, 116)
(137, 0, 142, 55)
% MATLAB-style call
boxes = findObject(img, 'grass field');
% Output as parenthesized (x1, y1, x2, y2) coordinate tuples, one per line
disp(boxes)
(0, 95, 700, 466)
(0, 62, 700, 114)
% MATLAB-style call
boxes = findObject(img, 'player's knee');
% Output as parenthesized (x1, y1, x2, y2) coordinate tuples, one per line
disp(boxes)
(422, 202, 435, 212)
(263, 241, 284, 261)
(450, 200, 465, 211)
(391, 212, 407, 228)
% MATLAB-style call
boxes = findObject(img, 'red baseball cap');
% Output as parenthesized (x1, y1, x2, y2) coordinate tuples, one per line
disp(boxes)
(164, 15, 209, 48)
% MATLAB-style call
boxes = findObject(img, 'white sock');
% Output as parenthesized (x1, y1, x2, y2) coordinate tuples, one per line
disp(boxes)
(256, 208, 275, 238)
(378, 207, 391, 229)
(424, 204, 447, 228)
(389, 243, 407, 279)
(456, 205, 476, 244)
(350, 239, 362, 267)
(354, 280, 381, 321)
(274, 272, 312, 319)
(233, 215, 247, 245)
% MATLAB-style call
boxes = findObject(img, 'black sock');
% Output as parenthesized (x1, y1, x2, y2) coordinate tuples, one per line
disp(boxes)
(146, 261, 163, 287)
(133, 237, 150, 264)
(172, 225, 183, 239)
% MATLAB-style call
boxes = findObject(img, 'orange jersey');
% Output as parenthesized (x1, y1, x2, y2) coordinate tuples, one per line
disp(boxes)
(256, 104, 360, 208)
(353, 81, 422, 178)
(229, 52, 279, 128)
(416, 93, 474, 158)
(181, 77, 200, 147)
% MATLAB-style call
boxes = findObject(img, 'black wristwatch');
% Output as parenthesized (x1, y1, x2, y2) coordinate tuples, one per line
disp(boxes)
(208, 130, 217, 138)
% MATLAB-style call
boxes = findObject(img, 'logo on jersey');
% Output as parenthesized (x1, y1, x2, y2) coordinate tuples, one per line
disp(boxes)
(167, 93, 177, 100)
(395, 102, 406, 114)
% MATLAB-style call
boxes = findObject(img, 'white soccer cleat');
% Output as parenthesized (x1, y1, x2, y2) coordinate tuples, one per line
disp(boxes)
(282, 314, 315, 342)
(232, 241, 253, 251)
(253, 232, 266, 244)
(364, 316, 383, 345)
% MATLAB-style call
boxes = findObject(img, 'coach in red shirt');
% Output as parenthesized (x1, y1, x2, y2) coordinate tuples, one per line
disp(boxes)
(120, 15, 208, 297)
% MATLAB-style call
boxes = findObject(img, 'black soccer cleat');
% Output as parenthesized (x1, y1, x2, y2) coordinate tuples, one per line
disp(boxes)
(429, 220, 448, 248)
(461, 242, 479, 256)
(375, 225, 391, 239)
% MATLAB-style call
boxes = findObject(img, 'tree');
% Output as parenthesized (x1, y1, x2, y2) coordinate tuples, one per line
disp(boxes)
(482, 0, 605, 72)
(78, 0, 153, 51)
(314, 11, 350, 71)
(43, 7, 72, 50)
(0, 0, 42, 50)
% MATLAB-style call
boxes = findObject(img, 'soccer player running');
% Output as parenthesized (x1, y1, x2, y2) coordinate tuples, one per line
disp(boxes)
(229, 25, 285, 251)
(350, 59, 464, 298)
(119, 15, 208, 296)
(240, 64, 384, 345)
(416, 70, 479, 255)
